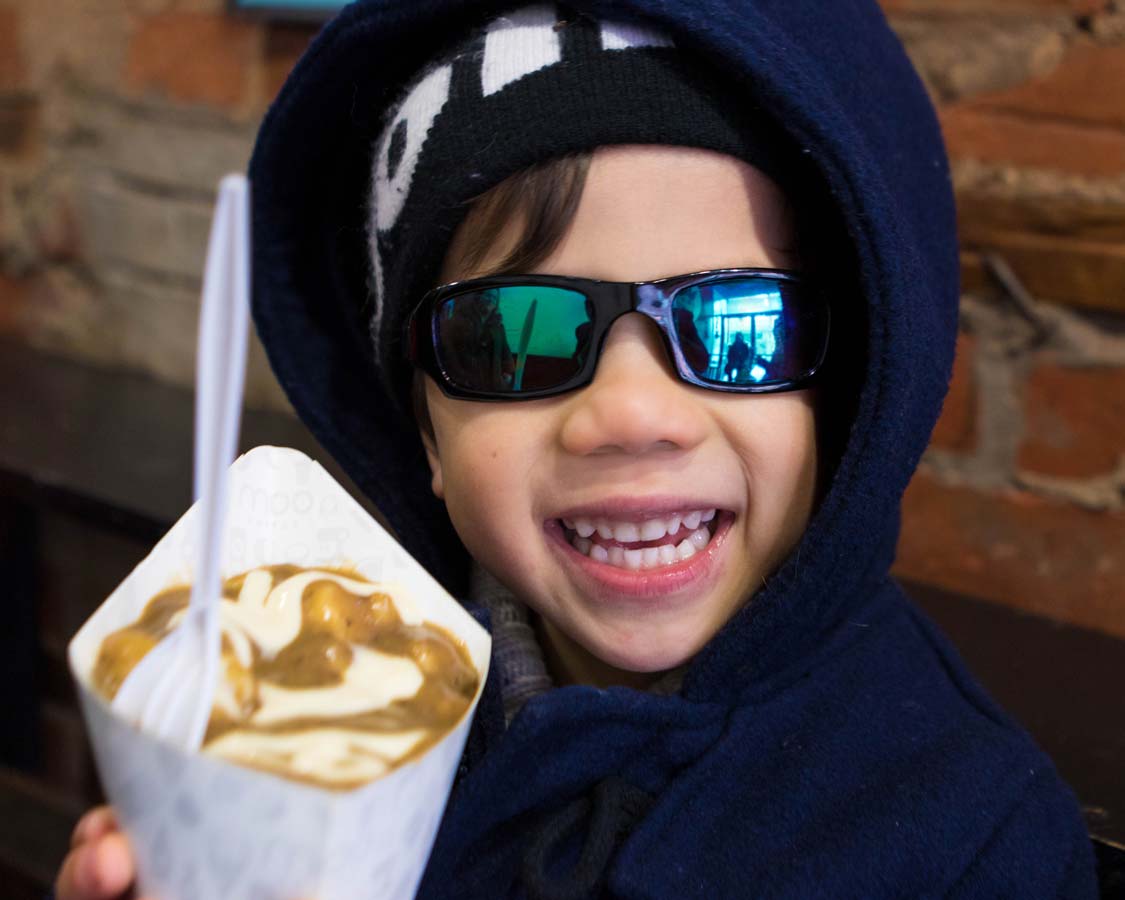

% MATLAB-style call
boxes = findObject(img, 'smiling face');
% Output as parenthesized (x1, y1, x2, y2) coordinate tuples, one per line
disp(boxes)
(419, 145, 819, 687)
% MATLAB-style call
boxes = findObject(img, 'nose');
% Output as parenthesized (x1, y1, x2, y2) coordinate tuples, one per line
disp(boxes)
(558, 314, 710, 457)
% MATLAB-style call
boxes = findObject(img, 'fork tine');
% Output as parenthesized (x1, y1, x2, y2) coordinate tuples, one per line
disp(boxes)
(141, 642, 182, 735)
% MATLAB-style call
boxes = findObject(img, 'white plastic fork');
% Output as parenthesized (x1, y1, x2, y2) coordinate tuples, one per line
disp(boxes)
(112, 174, 251, 752)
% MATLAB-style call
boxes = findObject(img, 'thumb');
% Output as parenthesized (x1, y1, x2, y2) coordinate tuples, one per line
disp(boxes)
(57, 833, 135, 899)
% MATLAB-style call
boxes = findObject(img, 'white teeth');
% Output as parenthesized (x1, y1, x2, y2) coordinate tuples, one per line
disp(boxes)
(565, 510, 717, 539)
(565, 509, 720, 569)
(571, 531, 714, 569)
(613, 522, 640, 542)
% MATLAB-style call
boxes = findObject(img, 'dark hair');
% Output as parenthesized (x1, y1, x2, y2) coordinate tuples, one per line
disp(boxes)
(413, 152, 593, 436)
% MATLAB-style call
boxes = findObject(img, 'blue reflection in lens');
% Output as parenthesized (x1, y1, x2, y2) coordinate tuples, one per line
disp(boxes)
(673, 278, 794, 383)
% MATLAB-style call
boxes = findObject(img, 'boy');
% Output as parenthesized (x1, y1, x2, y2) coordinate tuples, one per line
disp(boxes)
(58, 2, 1097, 898)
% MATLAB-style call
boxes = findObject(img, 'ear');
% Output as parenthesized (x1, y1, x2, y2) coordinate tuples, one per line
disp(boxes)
(419, 427, 445, 499)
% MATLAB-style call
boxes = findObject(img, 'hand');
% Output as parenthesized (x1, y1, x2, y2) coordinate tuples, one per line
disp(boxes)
(55, 806, 144, 900)
(55, 805, 318, 900)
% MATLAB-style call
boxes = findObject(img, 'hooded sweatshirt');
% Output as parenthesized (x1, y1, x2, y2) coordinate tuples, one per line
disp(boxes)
(247, 1, 1097, 897)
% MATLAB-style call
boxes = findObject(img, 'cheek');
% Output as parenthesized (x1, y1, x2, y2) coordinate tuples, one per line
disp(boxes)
(449, 435, 518, 492)
(431, 420, 537, 539)
(421, 386, 555, 591)
(730, 397, 819, 524)
(438, 439, 542, 594)
(439, 440, 496, 516)
(766, 407, 819, 532)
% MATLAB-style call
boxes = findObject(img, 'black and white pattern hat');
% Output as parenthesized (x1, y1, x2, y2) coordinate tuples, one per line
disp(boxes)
(367, 3, 792, 401)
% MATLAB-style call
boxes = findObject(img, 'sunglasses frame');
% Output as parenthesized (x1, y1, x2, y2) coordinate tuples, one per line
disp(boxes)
(403, 267, 830, 401)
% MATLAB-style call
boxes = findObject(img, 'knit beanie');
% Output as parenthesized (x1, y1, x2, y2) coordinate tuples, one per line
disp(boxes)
(366, 2, 801, 403)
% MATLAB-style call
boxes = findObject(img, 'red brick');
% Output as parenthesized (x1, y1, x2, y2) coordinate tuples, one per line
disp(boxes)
(957, 228, 1125, 313)
(1018, 360, 1125, 478)
(960, 250, 992, 296)
(263, 23, 315, 104)
(953, 188, 1125, 312)
(931, 332, 978, 451)
(881, 0, 1109, 12)
(124, 12, 260, 112)
(895, 473, 1125, 639)
(941, 106, 1125, 177)
(962, 39, 1125, 130)
(956, 188, 1125, 245)
(0, 8, 26, 91)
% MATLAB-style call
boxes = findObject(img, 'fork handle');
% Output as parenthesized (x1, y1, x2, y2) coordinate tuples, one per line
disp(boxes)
(185, 174, 251, 748)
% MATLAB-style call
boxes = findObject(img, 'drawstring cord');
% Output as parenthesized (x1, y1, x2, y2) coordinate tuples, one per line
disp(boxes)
(521, 776, 655, 900)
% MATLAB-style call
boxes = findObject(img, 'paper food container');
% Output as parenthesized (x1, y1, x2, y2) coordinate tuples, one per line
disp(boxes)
(68, 445, 491, 900)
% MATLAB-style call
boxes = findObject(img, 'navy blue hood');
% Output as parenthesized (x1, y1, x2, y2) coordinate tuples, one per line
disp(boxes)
(249, 2, 1095, 897)
(249, 0, 955, 692)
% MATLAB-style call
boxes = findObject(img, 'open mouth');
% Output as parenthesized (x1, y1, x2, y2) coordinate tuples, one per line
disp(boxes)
(559, 509, 721, 571)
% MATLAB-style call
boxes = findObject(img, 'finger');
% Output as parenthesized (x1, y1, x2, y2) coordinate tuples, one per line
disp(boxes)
(55, 847, 84, 900)
(92, 832, 135, 896)
(71, 807, 119, 849)
(74, 833, 135, 898)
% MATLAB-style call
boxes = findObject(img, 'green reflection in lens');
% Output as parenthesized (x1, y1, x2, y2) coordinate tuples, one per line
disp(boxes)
(438, 285, 591, 392)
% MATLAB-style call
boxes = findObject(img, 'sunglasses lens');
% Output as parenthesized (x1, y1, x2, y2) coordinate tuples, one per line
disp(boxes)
(671, 277, 827, 386)
(434, 285, 593, 393)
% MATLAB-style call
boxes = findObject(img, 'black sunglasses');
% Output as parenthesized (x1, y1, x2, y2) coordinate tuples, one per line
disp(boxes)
(404, 268, 830, 401)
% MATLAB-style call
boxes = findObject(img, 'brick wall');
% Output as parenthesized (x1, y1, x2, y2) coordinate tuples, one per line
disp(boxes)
(888, 0, 1125, 639)
(0, 0, 307, 409)
(0, 2, 1121, 636)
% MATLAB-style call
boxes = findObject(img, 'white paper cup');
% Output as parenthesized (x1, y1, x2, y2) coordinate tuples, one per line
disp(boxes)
(69, 446, 491, 900)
